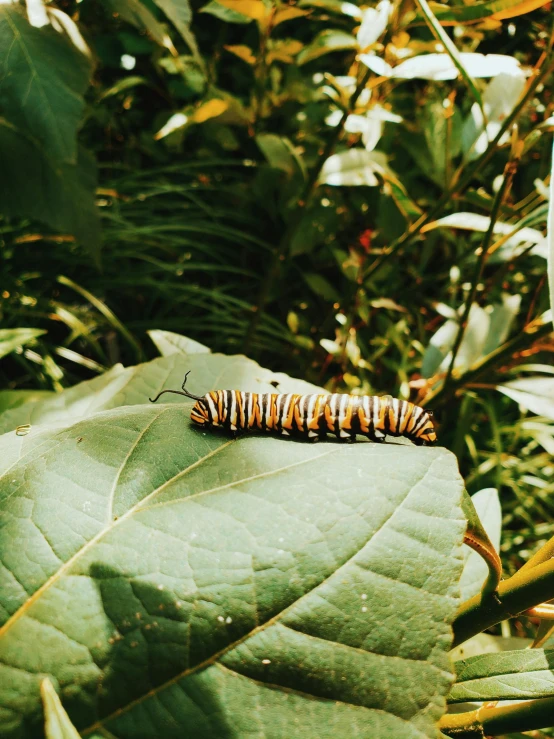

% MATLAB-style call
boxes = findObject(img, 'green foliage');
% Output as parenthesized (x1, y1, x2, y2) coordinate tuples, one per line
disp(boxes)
(1, 0, 554, 735)
(0, 350, 465, 738)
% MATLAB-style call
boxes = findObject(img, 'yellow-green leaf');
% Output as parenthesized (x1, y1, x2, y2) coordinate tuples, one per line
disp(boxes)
(192, 99, 229, 122)
(215, 0, 266, 20)
(224, 44, 256, 64)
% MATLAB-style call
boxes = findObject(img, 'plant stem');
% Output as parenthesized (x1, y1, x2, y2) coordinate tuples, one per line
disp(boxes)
(439, 696, 554, 737)
(442, 152, 520, 395)
(365, 39, 554, 279)
(421, 314, 551, 408)
(244, 66, 373, 355)
(452, 556, 554, 647)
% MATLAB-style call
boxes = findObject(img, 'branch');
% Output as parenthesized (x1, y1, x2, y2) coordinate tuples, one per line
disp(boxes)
(452, 556, 554, 647)
(439, 696, 554, 737)
(441, 146, 521, 393)
(421, 313, 551, 408)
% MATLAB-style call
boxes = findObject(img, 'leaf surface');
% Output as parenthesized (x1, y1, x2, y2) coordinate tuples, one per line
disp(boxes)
(0, 354, 465, 738)
(450, 649, 554, 702)
(0, 122, 100, 260)
(0, 4, 92, 163)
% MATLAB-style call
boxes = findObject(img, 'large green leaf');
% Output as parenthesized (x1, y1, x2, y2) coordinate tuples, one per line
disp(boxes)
(0, 121, 100, 260)
(449, 649, 554, 703)
(0, 4, 92, 164)
(0, 352, 465, 738)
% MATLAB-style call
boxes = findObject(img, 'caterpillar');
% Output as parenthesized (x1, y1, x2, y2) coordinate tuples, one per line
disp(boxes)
(149, 372, 437, 446)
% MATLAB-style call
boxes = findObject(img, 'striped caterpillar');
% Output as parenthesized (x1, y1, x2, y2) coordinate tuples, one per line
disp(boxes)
(149, 372, 437, 446)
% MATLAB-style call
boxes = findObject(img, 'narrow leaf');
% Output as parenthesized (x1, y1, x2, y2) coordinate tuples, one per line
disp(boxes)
(418, 0, 551, 24)
(213, 0, 266, 20)
(0, 328, 46, 360)
(497, 377, 554, 420)
(41, 678, 81, 739)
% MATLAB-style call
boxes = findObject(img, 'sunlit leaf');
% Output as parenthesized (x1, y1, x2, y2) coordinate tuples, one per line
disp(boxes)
(151, 0, 201, 61)
(298, 0, 363, 19)
(422, 304, 491, 378)
(224, 44, 256, 64)
(356, 0, 391, 49)
(41, 678, 81, 739)
(213, 0, 266, 20)
(497, 378, 554, 420)
(272, 6, 310, 25)
(0, 328, 46, 360)
(319, 149, 382, 186)
(199, 0, 253, 22)
(360, 52, 521, 80)
(424, 0, 551, 23)
(148, 330, 211, 356)
(462, 71, 526, 158)
(482, 294, 521, 355)
(423, 212, 546, 259)
(266, 39, 303, 64)
(192, 99, 229, 122)
(297, 29, 357, 65)
(45, 7, 91, 57)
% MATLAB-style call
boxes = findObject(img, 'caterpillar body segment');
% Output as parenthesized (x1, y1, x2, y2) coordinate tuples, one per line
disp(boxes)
(150, 375, 437, 446)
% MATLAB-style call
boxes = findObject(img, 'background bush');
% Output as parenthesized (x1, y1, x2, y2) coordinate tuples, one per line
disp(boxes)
(1, 1, 554, 721)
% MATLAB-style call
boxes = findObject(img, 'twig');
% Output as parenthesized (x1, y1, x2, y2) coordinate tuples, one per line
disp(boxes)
(439, 696, 554, 737)
(452, 555, 554, 647)
(421, 313, 551, 408)
(441, 148, 521, 395)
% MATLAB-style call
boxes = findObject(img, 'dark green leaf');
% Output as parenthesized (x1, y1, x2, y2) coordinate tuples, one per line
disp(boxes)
(0, 121, 100, 261)
(297, 29, 358, 65)
(0, 5, 92, 163)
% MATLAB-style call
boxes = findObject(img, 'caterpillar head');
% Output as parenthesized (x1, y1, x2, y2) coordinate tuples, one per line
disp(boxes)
(413, 409, 437, 446)
(190, 398, 210, 426)
(149, 371, 209, 426)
